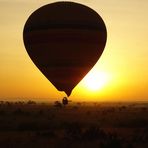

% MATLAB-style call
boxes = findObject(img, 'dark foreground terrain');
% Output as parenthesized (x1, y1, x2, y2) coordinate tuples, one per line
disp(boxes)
(0, 101, 148, 148)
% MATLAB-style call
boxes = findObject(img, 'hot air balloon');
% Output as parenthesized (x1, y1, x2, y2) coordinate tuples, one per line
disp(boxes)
(23, 1, 107, 97)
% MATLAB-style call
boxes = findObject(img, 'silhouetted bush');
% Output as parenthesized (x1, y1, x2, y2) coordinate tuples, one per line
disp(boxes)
(64, 122, 82, 141)
(13, 108, 30, 116)
(27, 100, 36, 105)
(37, 109, 44, 116)
(141, 107, 147, 111)
(82, 126, 106, 141)
(100, 133, 122, 148)
(54, 101, 62, 108)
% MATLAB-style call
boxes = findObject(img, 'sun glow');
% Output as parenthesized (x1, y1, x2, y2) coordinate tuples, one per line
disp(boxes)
(83, 71, 109, 91)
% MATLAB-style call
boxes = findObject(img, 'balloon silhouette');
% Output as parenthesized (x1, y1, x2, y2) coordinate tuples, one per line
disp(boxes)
(23, 2, 107, 97)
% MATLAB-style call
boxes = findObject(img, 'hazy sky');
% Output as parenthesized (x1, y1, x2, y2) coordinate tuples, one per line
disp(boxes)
(0, 0, 148, 102)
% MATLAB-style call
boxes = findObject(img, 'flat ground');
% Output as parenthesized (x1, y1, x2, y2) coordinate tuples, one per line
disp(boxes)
(0, 101, 148, 148)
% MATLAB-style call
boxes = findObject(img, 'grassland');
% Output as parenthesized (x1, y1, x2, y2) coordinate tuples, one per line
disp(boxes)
(0, 101, 148, 148)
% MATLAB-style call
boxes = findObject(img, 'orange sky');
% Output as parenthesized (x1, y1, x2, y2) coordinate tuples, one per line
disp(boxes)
(0, 0, 148, 102)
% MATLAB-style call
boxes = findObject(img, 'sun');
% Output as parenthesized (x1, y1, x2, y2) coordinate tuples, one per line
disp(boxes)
(83, 71, 109, 91)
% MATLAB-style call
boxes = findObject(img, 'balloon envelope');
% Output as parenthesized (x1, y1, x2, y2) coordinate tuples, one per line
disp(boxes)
(23, 2, 107, 97)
